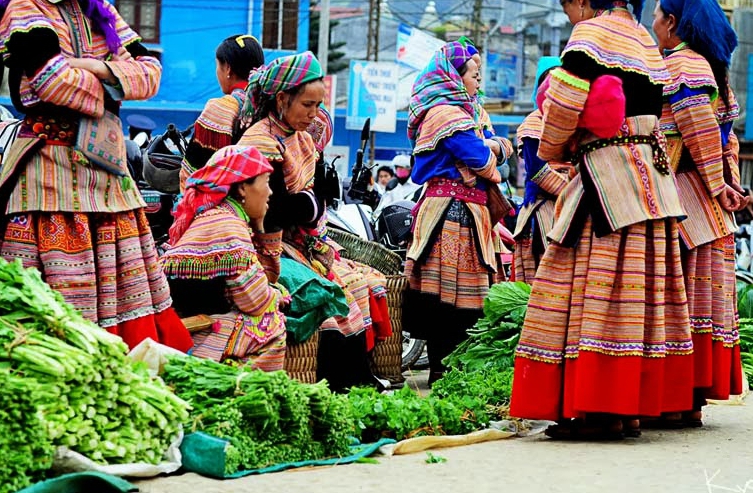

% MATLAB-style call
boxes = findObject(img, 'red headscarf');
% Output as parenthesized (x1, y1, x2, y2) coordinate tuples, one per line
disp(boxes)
(169, 145, 273, 244)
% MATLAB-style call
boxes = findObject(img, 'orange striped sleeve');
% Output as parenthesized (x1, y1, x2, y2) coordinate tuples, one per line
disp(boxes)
(538, 68, 590, 162)
(226, 261, 280, 317)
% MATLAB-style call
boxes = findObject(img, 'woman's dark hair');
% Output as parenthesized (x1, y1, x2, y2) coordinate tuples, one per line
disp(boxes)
(229, 177, 259, 202)
(458, 61, 470, 76)
(251, 78, 324, 125)
(216, 35, 265, 81)
(377, 165, 394, 177)
(659, 5, 732, 108)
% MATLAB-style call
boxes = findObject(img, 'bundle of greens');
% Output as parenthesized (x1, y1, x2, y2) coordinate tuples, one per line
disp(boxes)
(0, 258, 190, 479)
(443, 281, 531, 372)
(737, 283, 753, 388)
(162, 356, 354, 474)
(0, 372, 55, 493)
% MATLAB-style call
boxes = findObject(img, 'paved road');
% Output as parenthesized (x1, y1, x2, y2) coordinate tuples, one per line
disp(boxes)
(136, 387, 753, 493)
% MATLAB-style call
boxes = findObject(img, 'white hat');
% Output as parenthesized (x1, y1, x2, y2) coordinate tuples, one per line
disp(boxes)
(391, 154, 412, 168)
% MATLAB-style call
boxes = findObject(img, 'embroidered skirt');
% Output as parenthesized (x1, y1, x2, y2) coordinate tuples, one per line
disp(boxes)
(1, 209, 193, 352)
(513, 199, 556, 284)
(511, 218, 694, 420)
(683, 235, 743, 400)
(405, 200, 493, 311)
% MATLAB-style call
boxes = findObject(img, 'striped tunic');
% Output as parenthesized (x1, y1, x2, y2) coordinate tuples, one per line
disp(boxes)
(161, 202, 287, 366)
(180, 88, 247, 192)
(659, 46, 737, 249)
(0, 0, 161, 214)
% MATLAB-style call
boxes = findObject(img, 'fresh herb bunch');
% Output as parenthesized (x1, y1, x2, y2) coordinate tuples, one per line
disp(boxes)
(736, 283, 753, 388)
(443, 282, 530, 372)
(0, 259, 189, 471)
(162, 356, 355, 474)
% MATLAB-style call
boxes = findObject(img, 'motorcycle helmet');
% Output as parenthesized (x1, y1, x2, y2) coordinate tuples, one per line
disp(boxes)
(142, 125, 184, 194)
(377, 200, 415, 250)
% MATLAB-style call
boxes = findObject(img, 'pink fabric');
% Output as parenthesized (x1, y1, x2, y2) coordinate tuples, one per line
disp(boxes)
(579, 75, 626, 138)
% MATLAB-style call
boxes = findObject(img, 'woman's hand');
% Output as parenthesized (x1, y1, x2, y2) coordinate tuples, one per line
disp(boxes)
(718, 184, 745, 212)
(68, 58, 117, 85)
(484, 138, 501, 157)
(730, 183, 751, 211)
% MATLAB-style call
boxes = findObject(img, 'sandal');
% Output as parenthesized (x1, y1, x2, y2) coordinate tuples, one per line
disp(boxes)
(622, 418, 641, 438)
(544, 418, 625, 441)
(681, 410, 703, 428)
(641, 412, 685, 430)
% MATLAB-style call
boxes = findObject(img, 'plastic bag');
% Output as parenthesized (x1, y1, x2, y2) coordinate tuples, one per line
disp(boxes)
(127, 337, 187, 377)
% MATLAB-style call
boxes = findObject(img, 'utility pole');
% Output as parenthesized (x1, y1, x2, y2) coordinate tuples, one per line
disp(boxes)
(366, 0, 381, 163)
(471, 0, 484, 49)
(317, 0, 330, 74)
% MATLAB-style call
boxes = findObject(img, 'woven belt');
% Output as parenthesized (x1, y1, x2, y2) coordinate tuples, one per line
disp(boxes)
(425, 178, 487, 205)
(574, 133, 671, 176)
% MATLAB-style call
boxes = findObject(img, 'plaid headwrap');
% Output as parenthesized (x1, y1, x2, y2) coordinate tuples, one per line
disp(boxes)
(169, 145, 274, 244)
(407, 41, 476, 142)
(306, 106, 334, 152)
(243, 51, 324, 120)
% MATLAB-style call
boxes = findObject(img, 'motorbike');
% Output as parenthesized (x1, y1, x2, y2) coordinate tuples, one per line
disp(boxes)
(125, 122, 189, 249)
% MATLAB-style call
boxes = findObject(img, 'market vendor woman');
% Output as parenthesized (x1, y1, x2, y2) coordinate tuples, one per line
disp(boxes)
(161, 145, 289, 370)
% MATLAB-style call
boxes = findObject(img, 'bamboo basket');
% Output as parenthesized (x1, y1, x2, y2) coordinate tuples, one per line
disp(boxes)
(284, 329, 320, 384)
(327, 228, 407, 383)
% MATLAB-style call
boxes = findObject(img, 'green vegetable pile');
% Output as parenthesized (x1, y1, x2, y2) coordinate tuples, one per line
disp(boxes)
(0, 258, 190, 491)
(0, 372, 55, 492)
(443, 281, 531, 372)
(347, 282, 530, 442)
(162, 356, 355, 474)
(736, 282, 753, 388)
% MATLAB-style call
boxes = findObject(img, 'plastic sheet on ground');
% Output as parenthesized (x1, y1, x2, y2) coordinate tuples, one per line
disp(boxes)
(377, 429, 515, 457)
(180, 432, 396, 479)
(51, 432, 183, 478)
(127, 337, 187, 377)
(18, 471, 138, 493)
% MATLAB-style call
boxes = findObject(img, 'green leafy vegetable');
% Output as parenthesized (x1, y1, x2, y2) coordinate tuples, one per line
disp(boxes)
(162, 356, 355, 474)
(0, 258, 190, 482)
(425, 452, 447, 464)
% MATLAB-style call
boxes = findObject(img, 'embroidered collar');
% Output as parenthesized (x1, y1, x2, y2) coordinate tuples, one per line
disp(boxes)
(225, 197, 250, 224)
(268, 112, 295, 137)
(663, 41, 688, 57)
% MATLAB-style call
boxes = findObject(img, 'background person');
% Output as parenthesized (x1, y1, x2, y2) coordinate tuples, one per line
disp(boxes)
(652, 0, 747, 427)
(180, 34, 265, 192)
(0, 0, 192, 352)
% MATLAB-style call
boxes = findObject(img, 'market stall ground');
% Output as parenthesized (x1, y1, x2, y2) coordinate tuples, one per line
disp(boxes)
(136, 380, 753, 493)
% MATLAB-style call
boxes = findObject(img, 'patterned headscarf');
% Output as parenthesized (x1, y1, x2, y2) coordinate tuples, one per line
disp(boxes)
(169, 145, 274, 244)
(306, 106, 334, 152)
(532, 56, 561, 108)
(660, 0, 737, 66)
(243, 51, 324, 120)
(407, 41, 476, 141)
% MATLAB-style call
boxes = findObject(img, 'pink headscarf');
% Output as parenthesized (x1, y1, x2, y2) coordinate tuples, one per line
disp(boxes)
(169, 145, 273, 244)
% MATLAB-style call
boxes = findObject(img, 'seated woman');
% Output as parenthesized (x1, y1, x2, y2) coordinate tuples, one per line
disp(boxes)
(161, 145, 288, 370)
(239, 52, 390, 390)
(180, 35, 265, 192)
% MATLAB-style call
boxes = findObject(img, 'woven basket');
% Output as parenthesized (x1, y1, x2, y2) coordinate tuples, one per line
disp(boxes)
(284, 329, 320, 384)
(372, 274, 408, 384)
(326, 228, 408, 384)
(327, 228, 403, 276)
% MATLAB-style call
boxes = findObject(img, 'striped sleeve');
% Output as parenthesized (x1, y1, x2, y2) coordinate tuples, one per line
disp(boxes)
(668, 85, 725, 196)
(29, 54, 105, 117)
(538, 68, 590, 161)
(253, 230, 284, 283)
(443, 129, 499, 182)
(104, 48, 162, 101)
(226, 261, 280, 317)
(532, 164, 569, 196)
(724, 130, 740, 188)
